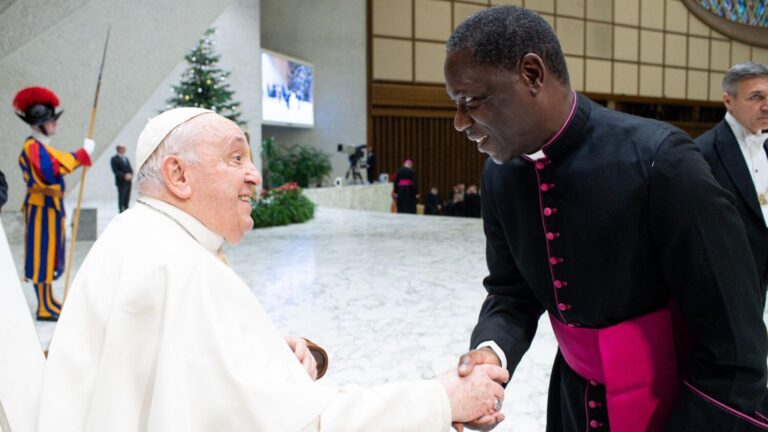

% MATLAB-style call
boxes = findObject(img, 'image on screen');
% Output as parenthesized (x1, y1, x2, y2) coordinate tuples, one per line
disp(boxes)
(261, 49, 314, 127)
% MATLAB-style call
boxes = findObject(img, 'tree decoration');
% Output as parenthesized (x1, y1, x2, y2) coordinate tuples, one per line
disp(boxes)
(165, 28, 245, 126)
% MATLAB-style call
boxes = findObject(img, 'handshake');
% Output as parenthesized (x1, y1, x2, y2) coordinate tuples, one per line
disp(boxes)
(437, 347, 508, 431)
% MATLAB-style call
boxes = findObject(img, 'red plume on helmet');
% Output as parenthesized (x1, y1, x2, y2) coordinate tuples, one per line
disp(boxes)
(13, 86, 63, 126)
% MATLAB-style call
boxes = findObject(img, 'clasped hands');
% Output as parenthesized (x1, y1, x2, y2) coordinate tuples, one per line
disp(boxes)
(440, 347, 507, 432)
(285, 337, 507, 430)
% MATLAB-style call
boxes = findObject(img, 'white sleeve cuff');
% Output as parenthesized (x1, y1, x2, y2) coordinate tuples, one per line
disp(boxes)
(476, 340, 508, 370)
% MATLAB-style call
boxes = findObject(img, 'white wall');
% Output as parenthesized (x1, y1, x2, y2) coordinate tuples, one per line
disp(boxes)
(260, 0, 367, 186)
(0, 0, 232, 209)
(82, 0, 263, 204)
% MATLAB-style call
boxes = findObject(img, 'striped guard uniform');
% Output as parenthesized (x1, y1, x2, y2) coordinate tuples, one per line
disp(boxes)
(18, 136, 91, 319)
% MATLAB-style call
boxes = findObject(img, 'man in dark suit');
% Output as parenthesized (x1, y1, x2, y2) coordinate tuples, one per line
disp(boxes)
(110, 144, 133, 212)
(696, 62, 768, 305)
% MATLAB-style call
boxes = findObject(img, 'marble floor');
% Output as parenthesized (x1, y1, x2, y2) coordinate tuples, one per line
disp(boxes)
(19, 198, 768, 431)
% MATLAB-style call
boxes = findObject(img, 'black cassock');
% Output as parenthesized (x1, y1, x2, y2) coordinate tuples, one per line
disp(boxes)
(473, 93, 768, 431)
(394, 166, 417, 214)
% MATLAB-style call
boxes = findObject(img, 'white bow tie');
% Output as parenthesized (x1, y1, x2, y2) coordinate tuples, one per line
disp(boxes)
(746, 133, 768, 148)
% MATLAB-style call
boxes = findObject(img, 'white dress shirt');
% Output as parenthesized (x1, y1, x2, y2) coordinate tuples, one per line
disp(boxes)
(725, 112, 768, 226)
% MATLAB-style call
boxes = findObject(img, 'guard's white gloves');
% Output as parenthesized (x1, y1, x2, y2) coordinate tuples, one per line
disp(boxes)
(83, 138, 95, 155)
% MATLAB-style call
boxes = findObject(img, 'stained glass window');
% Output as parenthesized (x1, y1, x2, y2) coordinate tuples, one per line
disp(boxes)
(698, 0, 768, 27)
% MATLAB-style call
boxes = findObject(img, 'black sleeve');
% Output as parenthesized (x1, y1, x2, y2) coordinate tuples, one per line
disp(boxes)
(0, 170, 7, 211)
(470, 163, 545, 377)
(649, 132, 768, 430)
(110, 156, 120, 175)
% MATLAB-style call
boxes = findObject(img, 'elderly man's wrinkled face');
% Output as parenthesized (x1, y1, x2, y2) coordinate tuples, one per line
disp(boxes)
(724, 76, 768, 135)
(187, 115, 261, 244)
(445, 49, 540, 163)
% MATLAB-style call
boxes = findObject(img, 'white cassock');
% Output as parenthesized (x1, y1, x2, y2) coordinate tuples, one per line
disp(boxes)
(0, 221, 45, 432)
(37, 196, 451, 432)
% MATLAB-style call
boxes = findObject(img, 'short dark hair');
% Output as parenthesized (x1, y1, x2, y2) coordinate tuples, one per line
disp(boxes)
(447, 6, 570, 86)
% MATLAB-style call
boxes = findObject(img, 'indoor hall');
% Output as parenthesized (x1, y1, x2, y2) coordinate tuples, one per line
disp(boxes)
(2, 0, 768, 430)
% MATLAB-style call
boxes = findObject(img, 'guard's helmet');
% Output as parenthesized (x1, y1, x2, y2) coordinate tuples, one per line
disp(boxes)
(13, 87, 63, 126)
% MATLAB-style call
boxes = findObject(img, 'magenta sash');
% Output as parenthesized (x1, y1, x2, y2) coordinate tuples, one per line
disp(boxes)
(549, 307, 680, 431)
(397, 179, 414, 186)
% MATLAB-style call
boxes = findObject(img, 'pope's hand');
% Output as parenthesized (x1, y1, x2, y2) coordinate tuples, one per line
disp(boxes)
(437, 364, 508, 425)
(83, 138, 95, 155)
(285, 336, 318, 381)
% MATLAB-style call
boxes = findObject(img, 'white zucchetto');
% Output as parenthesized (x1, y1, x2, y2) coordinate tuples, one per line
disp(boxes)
(135, 107, 212, 171)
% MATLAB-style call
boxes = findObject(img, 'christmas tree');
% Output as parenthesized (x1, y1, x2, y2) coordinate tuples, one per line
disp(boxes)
(166, 28, 245, 126)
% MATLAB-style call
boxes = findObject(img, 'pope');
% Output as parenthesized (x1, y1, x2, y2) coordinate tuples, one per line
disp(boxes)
(37, 108, 508, 431)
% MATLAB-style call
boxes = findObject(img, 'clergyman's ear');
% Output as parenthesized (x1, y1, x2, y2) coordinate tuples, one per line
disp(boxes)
(162, 155, 192, 199)
(519, 53, 546, 93)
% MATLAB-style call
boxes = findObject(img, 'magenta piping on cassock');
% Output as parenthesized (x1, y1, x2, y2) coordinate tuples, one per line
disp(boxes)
(521, 89, 578, 162)
(535, 167, 565, 322)
(684, 382, 768, 429)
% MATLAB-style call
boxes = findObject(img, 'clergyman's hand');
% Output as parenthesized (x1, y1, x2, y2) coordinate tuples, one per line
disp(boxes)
(437, 364, 509, 425)
(457, 347, 502, 379)
(285, 336, 318, 381)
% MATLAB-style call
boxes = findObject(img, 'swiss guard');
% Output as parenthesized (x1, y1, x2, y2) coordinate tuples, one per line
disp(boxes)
(13, 87, 94, 321)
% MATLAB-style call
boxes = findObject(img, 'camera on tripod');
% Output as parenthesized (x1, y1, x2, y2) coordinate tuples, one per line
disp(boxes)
(337, 144, 367, 184)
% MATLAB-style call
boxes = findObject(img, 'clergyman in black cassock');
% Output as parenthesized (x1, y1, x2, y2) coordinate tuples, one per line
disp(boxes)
(393, 160, 418, 214)
(696, 62, 768, 306)
(445, 6, 768, 431)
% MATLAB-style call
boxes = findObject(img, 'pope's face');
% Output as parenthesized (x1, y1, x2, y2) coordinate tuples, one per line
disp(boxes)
(187, 116, 261, 244)
(444, 48, 541, 163)
(724, 76, 768, 135)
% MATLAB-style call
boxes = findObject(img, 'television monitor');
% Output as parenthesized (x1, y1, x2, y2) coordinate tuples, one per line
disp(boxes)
(261, 49, 314, 128)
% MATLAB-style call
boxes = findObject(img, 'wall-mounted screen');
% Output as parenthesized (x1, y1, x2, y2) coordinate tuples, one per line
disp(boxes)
(261, 49, 314, 128)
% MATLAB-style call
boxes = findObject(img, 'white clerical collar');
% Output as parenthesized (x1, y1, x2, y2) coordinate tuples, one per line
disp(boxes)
(726, 112, 767, 146)
(30, 128, 51, 145)
(137, 195, 224, 252)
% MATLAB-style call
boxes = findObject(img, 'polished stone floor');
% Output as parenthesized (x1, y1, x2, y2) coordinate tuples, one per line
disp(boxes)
(13, 198, 768, 431)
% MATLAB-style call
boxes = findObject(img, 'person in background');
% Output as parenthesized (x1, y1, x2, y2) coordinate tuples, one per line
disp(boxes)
(0, 170, 7, 212)
(110, 144, 133, 213)
(425, 187, 442, 215)
(366, 146, 377, 184)
(13, 86, 94, 321)
(696, 62, 768, 306)
(463, 185, 481, 218)
(393, 159, 418, 214)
